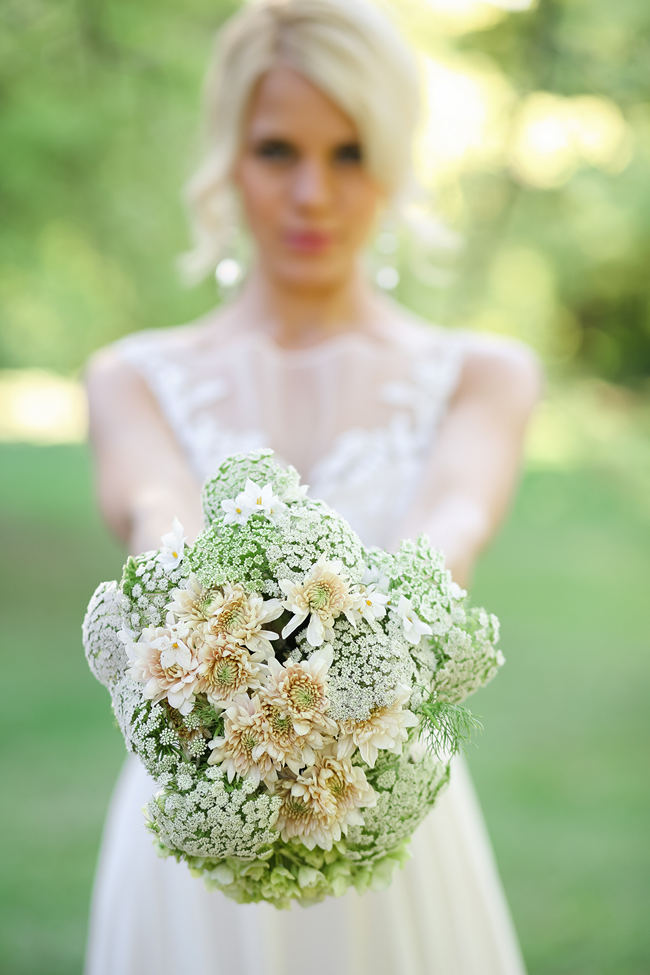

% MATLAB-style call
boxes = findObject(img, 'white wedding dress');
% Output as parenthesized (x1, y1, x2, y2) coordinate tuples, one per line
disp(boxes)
(83, 316, 527, 975)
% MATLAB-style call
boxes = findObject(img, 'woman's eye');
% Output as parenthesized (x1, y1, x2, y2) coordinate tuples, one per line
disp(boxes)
(255, 141, 293, 159)
(336, 143, 363, 163)
(252, 140, 363, 165)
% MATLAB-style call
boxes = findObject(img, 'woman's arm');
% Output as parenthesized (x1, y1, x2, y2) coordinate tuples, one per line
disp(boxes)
(392, 337, 544, 589)
(83, 345, 205, 556)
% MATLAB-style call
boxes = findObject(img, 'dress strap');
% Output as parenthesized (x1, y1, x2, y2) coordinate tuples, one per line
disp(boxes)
(111, 329, 265, 480)
(379, 334, 464, 450)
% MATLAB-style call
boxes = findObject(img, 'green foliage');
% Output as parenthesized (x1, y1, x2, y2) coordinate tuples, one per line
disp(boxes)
(120, 554, 138, 599)
(415, 694, 484, 759)
(1, 0, 649, 382)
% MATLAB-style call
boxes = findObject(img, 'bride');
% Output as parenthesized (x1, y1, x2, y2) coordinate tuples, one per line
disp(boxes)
(82, 0, 542, 972)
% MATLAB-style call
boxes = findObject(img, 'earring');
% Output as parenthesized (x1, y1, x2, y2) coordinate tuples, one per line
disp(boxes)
(215, 254, 245, 296)
(214, 188, 249, 300)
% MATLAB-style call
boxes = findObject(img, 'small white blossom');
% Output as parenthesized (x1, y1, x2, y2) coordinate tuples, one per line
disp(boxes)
(361, 564, 391, 591)
(449, 580, 467, 600)
(282, 482, 309, 503)
(157, 516, 186, 572)
(353, 583, 390, 625)
(221, 478, 288, 525)
(393, 594, 433, 645)
(220, 495, 252, 525)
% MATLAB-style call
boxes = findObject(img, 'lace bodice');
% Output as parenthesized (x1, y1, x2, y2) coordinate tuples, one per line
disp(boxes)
(112, 321, 464, 550)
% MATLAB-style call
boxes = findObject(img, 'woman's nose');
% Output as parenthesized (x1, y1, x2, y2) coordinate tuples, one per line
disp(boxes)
(290, 157, 332, 208)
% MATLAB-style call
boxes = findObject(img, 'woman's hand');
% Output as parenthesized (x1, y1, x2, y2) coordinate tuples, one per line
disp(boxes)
(83, 344, 205, 555)
(127, 484, 205, 556)
(391, 335, 544, 589)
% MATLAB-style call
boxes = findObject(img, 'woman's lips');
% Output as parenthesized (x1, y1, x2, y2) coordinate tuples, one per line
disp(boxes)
(284, 230, 335, 253)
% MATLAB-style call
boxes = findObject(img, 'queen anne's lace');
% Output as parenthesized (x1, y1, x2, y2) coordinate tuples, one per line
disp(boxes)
(82, 449, 505, 908)
(82, 581, 129, 688)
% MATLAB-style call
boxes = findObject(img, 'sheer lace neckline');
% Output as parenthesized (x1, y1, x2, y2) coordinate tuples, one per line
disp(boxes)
(192, 320, 420, 366)
(112, 320, 464, 544)
(112, 320, 464, 546)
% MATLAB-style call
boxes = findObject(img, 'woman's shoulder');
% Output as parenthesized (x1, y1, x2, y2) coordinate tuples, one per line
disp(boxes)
(394, 308, 544, 410)
(454, 326, 542, 382)
(398, 305, 538, 366)
(450, 328, 545, 419)
(84, 315, 213, 383)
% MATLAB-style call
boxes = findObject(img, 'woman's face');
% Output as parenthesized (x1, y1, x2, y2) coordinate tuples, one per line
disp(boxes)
(231, 63, 387, 291)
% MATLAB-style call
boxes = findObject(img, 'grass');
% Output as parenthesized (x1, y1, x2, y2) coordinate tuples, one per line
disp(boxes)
(1, 441, 648, 975)
(468, 464, 650, 975)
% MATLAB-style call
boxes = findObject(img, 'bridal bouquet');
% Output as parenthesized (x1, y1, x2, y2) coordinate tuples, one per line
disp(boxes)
(82, 447, 504, 908)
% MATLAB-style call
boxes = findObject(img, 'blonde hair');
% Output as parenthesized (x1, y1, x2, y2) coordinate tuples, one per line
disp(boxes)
(176, 0, 425, 286)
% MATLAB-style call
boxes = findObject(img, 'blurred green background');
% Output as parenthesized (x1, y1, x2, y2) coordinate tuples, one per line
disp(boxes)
(1, 0, 649, 973)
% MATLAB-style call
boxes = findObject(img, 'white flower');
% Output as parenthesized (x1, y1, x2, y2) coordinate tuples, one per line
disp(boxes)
(240, 478, 278, 514)
(167, 573, 215, 627)
(336, 684, 419, 767)
(257, 697, 326, 774)
(117, 624, 136, 647)
(282, 482, 309, 503)
(273, 750, 377, 850)
(220, 495, 252, 525)
(221, 478, 288, 525)
(126, 621, 199, 715)
(157, 516, 186, 572)
(393, 594, 433, 645)
(261, 644, 336, 737)
(449, 580, 467, 600)
(278, 556, 360, 647)
(361, 564, 391, 591)
(207, 693, 280, 788)
(195, 636, 264, 707)
(204, 583, 283, 661)
(353, 582, 390, 625)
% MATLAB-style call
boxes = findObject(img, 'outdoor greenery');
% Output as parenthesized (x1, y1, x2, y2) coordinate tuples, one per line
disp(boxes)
(1, 0, 649, 383)
(1, 0, 649, 972)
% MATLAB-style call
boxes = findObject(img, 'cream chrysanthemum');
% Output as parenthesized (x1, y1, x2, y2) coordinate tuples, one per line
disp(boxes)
(273, 750, 377, 850)
(205, 583, 283, 660)
(262, 644, 337, 737)
(312, 751, 378, 824)
(258, 697, 328, 774)
(167, 573, 218, 628)
(278, 556, 362, 647)
(126, 619, 199, 716)
(335, 684, 419, 767)
(271, 784, 329, 849)
(207, 693, 280, 788)
(195, 636, 263, 707)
